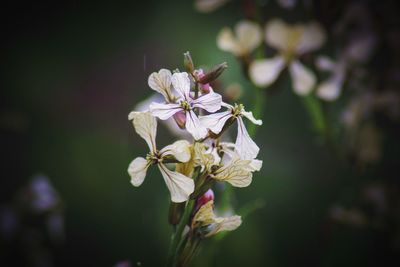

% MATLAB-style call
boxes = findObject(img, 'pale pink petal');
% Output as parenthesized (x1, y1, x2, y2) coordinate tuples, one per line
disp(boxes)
(235, 117, 260, 159)
(192, 90, 222, 113)
(199, 111, 232, 134)
(186, 110, 208, 140)
(158, 163, 195, 203)
(171, 72, 191, 99)
(150, 102, 182, 120)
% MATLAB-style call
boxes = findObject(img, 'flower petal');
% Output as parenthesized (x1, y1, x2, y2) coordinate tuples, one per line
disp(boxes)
(128, 157, 150, 187)
(158, 163, 194, 203)
(316, 78, 343, 101)
(160, 140, 192, 163)
(129, 111, 157, 152)
(235, 20, 263, 55)
(296, 22, 326, 55)
(149, 102, 182, 120)
(199, 110, 232, 134)
(171, 72, 191, 99)
(148, 69, 174, 101)
(242, 109, 262, 125)
(249, 56, 285, 87)
(289, 60, 316, 95)
(213, 155, 253, 187)
(207, 215, 242, 237)
(235, 117, 260, 159)
(265, 19, 300, 52)
(217, 27, 240, 56)
(195, 0, 229, 13)
(186, 110, 208, 140)
(192, 90, 222, 113)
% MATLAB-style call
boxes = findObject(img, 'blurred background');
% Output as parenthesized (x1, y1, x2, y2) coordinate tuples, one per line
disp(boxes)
(1, 0, 400, 266)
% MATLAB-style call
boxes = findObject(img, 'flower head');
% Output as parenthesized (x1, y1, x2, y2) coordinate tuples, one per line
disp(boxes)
(217, 20, 263, 58)
(249, 19, 325, 95)
(127, 111, 195, 203)
(150, 72, 222, 140)
(200, 103, 262, 160)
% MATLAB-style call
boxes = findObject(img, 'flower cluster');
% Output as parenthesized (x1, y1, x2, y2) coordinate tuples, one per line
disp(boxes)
(127, 52, 262, 250)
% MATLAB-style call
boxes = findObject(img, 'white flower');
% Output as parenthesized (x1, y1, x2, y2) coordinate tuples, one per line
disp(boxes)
(127, 111, 195, 203)
(249, 19, 326, 95)
(217, 20, 263, 57)
(200, 103, 262, 160)
(150, 72, 222, 140)
(191, 200, 241, 237)
(148, 69, 176, 102)
(211, 154, 253, 187)
(315, 56, 346, 101)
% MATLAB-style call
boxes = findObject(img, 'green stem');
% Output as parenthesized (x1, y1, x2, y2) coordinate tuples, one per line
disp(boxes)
(166, 199, 195, 267)
(302, 94, 329, 140)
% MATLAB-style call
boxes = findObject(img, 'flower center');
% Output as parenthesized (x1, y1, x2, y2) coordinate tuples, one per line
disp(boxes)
(180, 100, 191, 111)
(146, 152, 161, 164)
(232, 103, 244, 117)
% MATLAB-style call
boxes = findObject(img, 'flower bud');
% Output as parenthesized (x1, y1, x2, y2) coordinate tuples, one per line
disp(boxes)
(198, 62, 228, 84)
(193, 69, 211, 93)
(183, 51, 195, 73)
(173, 111, 186, 129)
(195, 189, 214, 212)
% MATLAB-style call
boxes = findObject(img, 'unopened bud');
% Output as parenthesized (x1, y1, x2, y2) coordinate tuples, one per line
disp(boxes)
(183, 51, 195, 73)
(173, 111, 186, 129)
(195, 189, 214, 212)
(193, 69, 211, 93)
(198, 62, 228, 84)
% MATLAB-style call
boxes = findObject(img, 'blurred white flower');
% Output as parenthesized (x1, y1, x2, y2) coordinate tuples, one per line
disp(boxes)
(127, 111, 194, 203)
(315, 56, 346, 101)
(217, 20, 263, 57)
(249, 19, 325, 95)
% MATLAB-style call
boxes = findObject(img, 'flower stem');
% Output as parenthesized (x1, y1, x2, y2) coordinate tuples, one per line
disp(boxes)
(166, 199, 195, 267)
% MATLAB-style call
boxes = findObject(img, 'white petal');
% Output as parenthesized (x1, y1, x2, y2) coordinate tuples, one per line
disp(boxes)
(149, 102, 182, 120)
(316, 78, 342, 101)
(296, 22, 326, 54)
(130, 111, 157, 152)
(171, 72, 191, 99)
(160, 140, 192, 163)
(235, 117, 259, 159)
(158, 163, 194, 203)
(213, 215, 242, 234)
(214, 155, 253, 187)
(128, 157, 150, 187)
(217, 27, 240, 56)
(192, 90, 222, 113)
(241, 109, 262, 125)
(186, 110, 208, 140)
(248, 159, 263, 172)
(199, 111, 232, 134)
(235, 20, 263, 55)
(289, 60, 316, 95)
(148, 69, 174, 101)
(265, 19, 297, 52)
(249, 56, 285, 87)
